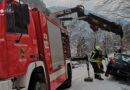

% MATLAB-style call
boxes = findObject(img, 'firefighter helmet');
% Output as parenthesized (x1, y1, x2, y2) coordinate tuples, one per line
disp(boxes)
(96, 46, 101, 50)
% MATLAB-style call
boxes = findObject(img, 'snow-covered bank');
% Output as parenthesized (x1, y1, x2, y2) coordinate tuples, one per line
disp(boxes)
(63, 53, 130, 90)
(64, 63, 130, 90)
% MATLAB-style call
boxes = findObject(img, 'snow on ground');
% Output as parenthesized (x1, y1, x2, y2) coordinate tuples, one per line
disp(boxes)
(65, 63, 130, 90)
(63, 53, 130, 90)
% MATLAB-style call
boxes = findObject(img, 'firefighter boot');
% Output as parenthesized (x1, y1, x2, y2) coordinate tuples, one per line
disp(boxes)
(97, 76, 104, 80)
(95, 75, 104, 80)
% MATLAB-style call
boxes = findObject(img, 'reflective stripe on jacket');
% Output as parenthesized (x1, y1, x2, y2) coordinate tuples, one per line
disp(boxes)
(90, 50, 100, 62)
(90, 59, 100, 62)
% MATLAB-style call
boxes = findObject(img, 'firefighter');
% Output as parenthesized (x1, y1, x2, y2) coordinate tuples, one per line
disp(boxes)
(90, 46, 104, 80)
(98, 50, 106, 73)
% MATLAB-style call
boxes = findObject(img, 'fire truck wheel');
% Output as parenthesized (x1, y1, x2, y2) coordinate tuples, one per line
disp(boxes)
(29, 73, 46, 90)
(66, 65, 72, 88)
(60, 65, 72, 89)
(31, 81, 46, 90)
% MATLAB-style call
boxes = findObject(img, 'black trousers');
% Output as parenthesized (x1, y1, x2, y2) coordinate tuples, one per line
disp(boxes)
(90, 62, 101, 77)
(99, 62, 104, 71)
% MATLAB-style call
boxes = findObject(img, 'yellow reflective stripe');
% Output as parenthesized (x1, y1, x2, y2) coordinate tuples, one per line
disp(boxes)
(94, 73, 101, 75)
(90, 59, 96, 62)
(90, 59, 100, 62)
(91, 51, 96, 59)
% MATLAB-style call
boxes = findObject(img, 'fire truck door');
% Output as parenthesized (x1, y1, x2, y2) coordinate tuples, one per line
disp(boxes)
(6, 2, 34, 76)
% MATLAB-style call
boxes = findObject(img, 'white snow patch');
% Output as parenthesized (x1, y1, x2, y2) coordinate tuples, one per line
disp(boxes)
(64, 62, 130, 90)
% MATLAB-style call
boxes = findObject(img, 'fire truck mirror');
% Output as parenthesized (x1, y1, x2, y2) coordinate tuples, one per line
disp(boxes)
(13, 4, 30, 28)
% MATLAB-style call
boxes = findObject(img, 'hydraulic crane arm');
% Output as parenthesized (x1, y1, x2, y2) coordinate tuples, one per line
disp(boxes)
(54, 5, 123, 38)
(82, 13, 123, 38)
(55, 5, 85, 17)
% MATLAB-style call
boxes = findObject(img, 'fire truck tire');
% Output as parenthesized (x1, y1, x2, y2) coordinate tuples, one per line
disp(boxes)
(66, 65, 72, 88)
(60, 65, 72, 89)
(28, 73, 46, 90)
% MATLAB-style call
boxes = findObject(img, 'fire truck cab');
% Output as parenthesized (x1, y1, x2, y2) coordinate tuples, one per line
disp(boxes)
(0, 0, 72, 90)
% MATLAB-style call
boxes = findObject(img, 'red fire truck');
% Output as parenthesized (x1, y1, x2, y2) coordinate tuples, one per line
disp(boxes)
(0, 0, 124, 90)
(0, 0, 72, 90)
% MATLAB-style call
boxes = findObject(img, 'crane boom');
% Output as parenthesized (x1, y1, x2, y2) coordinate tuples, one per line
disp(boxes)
(55, 5, 85, 17)
(54, 5, 123, 38)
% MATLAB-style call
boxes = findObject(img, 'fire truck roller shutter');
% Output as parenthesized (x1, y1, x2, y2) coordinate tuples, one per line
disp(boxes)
(47, 20, 65, 70)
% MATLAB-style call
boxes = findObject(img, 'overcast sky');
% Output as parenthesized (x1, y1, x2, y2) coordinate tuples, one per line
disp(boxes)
(44, 0, 85, 8)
